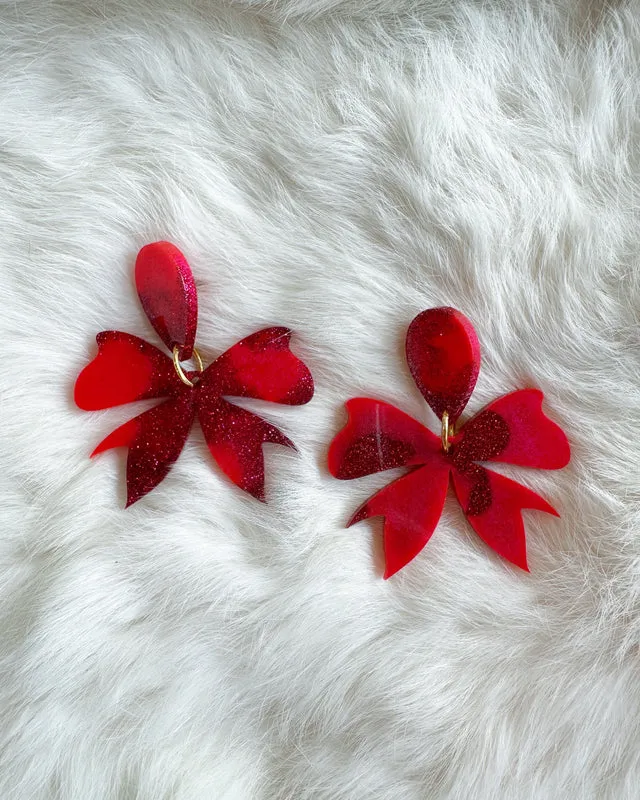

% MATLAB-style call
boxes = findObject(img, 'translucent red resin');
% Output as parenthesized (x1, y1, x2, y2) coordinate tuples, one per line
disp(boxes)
(75, 243, 313, 506)
(135, 241, 198, 361)
(328, 307, 570, 578)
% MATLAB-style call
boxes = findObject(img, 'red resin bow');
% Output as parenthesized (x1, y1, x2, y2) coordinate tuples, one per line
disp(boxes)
(328, 308, 570, 577)
(75, 242, 314, 506)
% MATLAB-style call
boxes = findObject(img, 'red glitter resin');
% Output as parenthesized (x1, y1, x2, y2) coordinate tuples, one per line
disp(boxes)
(406, 307, 480, 425)
(75, 244, 313, 506)
(135, 241, 198, 361)
(328, 308, 570, 578)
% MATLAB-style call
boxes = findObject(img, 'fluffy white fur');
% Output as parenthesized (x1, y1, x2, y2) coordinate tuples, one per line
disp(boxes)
(1, 0, 640, 797)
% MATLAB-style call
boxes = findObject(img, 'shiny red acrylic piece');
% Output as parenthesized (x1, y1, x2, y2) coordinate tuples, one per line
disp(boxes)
(328, 307, 570, 578)
(406, 307, 480, 424)
(75, 244, 313, 507)
(135, 241, 198, 361)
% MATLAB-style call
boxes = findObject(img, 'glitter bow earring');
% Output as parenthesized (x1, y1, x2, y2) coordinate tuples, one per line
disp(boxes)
(328, 307, 570, 577)
(75, 242, 314, 506)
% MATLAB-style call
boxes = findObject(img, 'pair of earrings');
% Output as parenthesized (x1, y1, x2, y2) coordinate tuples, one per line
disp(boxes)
(75, 242, 570, 577)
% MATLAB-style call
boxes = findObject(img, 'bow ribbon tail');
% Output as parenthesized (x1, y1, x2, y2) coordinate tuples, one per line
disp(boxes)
(452, 466, 558, 571)
(349, 464, 450, 578)
(92, 394, 196, 507)
(197, 396, 294, 501)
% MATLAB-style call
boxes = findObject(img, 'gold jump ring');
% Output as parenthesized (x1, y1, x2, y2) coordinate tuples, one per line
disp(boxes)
(441, 411, 452, 453)
(172, 345, 203, 388)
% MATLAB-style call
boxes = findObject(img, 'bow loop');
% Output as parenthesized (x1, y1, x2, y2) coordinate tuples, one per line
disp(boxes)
(74, 331, 179, 411)
(199, 327, 313, 405)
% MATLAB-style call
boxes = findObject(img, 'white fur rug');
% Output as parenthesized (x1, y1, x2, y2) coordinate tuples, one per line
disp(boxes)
(1, 1, 640, 798)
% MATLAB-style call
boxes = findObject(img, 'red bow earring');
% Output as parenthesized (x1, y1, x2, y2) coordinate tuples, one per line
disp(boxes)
(75, 242, 314, 506)
(328, 307, 570, 577)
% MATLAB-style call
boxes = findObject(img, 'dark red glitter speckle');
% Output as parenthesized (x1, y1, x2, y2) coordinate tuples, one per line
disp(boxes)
(202, 327, 314, 405)
(449, 412, 510, 517)
(76, 244, 314, 506)
(451, 410, 510, 472)
(135, 241, 198, 361)
(197, 397, 292, 500)
(406, 307, 481, 424)
(124, 392, 196, 506)
(75, 332, 180, 411)
(328, 307, 570, 576)
(460, 464, 492, 516)
(338, 434, 416, 479)
(328, 398, 442, 481)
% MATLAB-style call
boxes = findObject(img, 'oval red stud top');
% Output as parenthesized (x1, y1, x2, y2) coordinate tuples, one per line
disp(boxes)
(135, 241, 198, 360)
(405, 307, 480, 425)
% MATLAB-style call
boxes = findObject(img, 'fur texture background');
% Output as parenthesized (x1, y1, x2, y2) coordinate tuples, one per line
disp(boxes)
(1, 0, 640, 797)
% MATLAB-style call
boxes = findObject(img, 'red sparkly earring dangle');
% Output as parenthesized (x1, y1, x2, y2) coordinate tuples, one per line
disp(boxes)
(328, 307, 570, 577)
(75, 242, 314, 506)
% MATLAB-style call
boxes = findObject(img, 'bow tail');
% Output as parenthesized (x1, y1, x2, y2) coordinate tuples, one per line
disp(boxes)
(452, 466, 558, 571)
(92, 393, 196, 507)
(197, 398, 293, 501)
(350, 464, 450, 578)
